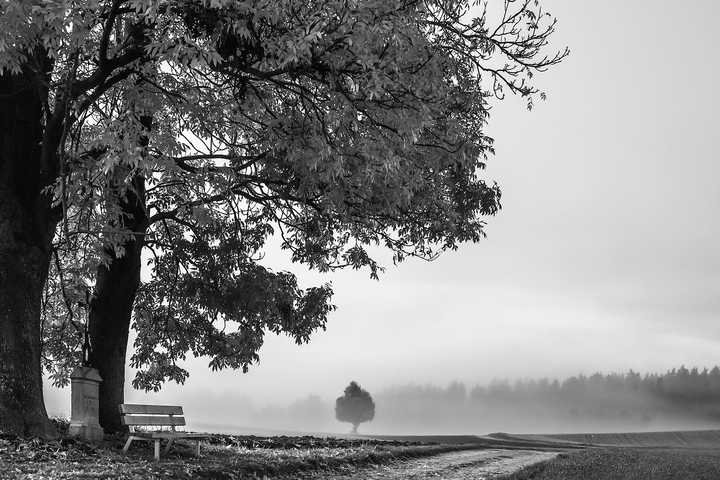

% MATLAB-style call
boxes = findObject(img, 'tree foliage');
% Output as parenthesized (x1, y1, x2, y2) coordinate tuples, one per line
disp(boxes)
(0, 0, 567, 390)
(336, 381, 375, 433)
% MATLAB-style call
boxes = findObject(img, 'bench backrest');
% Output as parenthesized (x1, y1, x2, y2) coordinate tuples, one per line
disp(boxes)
(119, 404, 186, 430)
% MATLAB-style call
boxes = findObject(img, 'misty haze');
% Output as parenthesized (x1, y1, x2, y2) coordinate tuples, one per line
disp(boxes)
(2, 0, 720, 479)
(46, 368, 720, 437)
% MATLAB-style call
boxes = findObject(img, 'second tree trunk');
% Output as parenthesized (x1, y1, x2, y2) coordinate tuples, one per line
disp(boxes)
(88, 174, 147, 433)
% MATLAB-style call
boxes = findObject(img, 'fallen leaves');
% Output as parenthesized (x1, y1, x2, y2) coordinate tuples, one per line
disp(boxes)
(0, 430, 470, 480)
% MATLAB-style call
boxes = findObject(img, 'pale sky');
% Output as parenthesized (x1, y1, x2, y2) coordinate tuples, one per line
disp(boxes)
(46, 1, 720, 428)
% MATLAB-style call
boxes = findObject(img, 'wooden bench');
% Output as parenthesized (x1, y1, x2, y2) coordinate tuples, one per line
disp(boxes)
(119, 404, 210, 461)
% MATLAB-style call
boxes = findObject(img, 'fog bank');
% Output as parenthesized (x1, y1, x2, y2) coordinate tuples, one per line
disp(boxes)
(47, 368, 720, 436)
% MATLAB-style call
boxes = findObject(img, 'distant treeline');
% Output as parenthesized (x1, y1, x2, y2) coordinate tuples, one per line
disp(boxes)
(470, 366, 720, 404)
(374, 367, 720, 434)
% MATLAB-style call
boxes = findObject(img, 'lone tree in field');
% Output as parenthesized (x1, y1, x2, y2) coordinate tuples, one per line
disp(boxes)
(336, 382, 375, 434)
(1, 0, 567, 436)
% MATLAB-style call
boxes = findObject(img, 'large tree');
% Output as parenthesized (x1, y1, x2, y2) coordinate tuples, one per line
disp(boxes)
(0, 3, 150, 436)
(1, 0, 567, 436)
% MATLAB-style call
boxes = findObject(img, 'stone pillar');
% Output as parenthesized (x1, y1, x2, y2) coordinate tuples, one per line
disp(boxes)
(68, 367, 104, 442)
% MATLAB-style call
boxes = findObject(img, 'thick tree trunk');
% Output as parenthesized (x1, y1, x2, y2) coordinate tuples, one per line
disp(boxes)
(0, 69, 57, 437)
(88, 173, 147, 433)
(0, 234, 55, 438)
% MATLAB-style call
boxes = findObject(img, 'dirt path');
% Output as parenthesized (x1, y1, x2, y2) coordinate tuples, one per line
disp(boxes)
(305, 449, 557, 479)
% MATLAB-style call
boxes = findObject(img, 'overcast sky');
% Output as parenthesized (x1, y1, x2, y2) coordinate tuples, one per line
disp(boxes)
(47, 1, 720, 426)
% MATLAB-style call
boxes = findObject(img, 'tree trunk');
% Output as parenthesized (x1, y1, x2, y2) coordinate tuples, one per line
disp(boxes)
(0, 209, 56, 438)
(0, 69, 57, 437)
(88, 172, 148, 433)
(351, 423, 358, 434)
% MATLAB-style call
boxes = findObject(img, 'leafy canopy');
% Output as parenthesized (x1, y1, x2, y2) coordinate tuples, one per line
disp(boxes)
(2, 0, 567, 389)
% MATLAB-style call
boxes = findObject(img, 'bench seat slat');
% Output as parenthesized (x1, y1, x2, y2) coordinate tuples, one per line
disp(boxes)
(121, 415, 186, 426)
(130, 432, 210, 439)
(120, 404, 183, 415)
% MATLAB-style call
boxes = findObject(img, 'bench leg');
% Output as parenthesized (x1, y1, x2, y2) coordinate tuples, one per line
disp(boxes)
(122, 437, 133, 453)
(154, 440, 160, 461)
(164, 438, 174, 454)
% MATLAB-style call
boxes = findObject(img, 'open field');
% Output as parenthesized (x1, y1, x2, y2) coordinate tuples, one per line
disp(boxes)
(5, 426, 720, 479)
(508, 429, 720, 448)
(496, 430, 720, 480)
(502, 448, 720, 480)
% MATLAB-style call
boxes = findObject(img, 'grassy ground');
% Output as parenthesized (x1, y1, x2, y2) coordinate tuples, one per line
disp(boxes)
(0, 428, 484, 480)
(8, 422, 720, 479)
(511, 429, 720, 448)
(501, 448, 720, 480)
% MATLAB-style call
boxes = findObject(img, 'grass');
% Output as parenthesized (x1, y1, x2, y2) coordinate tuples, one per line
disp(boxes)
(501, 447, 720, 480)
(10, 423, 720, 479)
(516, 429, 720, 448)
(0, 428, 482, 480)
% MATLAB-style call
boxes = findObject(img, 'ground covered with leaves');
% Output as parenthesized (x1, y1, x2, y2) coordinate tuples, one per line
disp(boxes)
(502, 447, 720, 480)
(0, 429, 484, 480)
